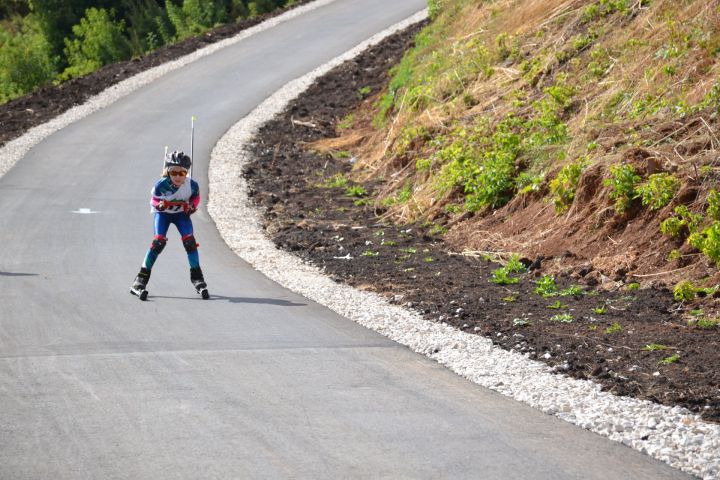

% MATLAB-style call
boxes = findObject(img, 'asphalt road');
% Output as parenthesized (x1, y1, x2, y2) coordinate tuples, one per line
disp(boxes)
(0, 1, 691, 478)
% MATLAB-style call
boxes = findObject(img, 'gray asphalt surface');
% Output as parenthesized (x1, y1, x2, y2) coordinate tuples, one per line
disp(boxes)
(0, 1, 691, 478)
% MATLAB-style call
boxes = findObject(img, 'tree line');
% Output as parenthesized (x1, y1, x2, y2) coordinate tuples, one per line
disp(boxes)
(0, 0, 294, 103)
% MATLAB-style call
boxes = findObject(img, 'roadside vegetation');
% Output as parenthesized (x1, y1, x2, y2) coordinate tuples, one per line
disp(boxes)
(314, 0, 720, 314)
(0, 0, 295, 103)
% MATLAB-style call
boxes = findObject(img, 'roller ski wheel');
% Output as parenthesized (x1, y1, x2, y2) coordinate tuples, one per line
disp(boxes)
(194, 282, 209, 299)
(130, 286, 149, 301)
(190, 267, 209, 299)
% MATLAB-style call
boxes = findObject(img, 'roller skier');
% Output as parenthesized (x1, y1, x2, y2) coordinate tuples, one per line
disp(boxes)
(131, 117, 209, 300)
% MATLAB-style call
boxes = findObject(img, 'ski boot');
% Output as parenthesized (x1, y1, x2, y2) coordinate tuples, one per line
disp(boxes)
(130, 267, 150, 301)
(190, 267, 209, 299)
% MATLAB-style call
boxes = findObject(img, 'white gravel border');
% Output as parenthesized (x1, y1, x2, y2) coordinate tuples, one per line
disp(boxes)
(207, 9, 720, 480)
(0, 0, 337, 178)
(0, 1, 716, 477)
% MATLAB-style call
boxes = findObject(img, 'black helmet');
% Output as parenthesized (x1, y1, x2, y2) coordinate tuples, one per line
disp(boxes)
(165, 150, 191, 170)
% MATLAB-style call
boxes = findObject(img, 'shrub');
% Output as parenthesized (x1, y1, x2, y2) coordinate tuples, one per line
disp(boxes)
(0, 15, 58, 103)
(550, 159, 585, 213)
(166, 0, 228, 40)
(673, 280, 695, 302)
(660, 205, 703, 238)
(535, 275, 558, 297)
(698, 222, 720, 266)
(491, 267, 519, 285)
(636, 173, 680, 210)
(707, 190, 720, 221)
(61, 8, 131, 80)
(604, 163, 641, 214)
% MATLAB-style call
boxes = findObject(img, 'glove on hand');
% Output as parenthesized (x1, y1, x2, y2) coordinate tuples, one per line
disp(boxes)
(156, 200, 167, 211)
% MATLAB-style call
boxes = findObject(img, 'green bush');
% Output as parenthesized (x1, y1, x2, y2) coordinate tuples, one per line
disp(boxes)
(61, 8, 131, 80)
(660, 205, 703, 238)
(636, 173, 680, 210)
(125, 0, 172, 55)
(707, 190, 720, 221)
(550, 159, 585, 213)
(673, 280, 695, 302)
(166, 0, 229, 40)
(698, 222, 720, 266)
(0, 15, 58, 103)
(604, 163, 641, 214)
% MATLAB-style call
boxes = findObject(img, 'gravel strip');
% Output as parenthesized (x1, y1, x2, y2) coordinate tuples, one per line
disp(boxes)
(207, 10, 720, 480)
(0, 0, 337, 178)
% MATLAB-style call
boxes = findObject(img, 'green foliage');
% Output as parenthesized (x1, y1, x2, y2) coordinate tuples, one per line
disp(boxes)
(0, 14, 57, 102)
(491, 267, 519, 285)
(695, 222, 720, 266)
(667, 249, 681, 261)
(643, 343, 669, 351)
(604, 163, 641, 214)
(673, 280, 695, 302)
(659, 354, 680, 365)
(505, 254, 527, 273)
(61, 7, 131, 80)
(534, 275, 558, 297)
(626, 282, 640, 291)
(491, 254, 525, 285)
(124, 0, 171, 55)
(513, 317, 531, 327)
(636, 173, 679, 210)
(689, 317, 719, 329)
(593, 305, 607, 315)
(516, 171, 544, 195)
(357, 86, 371, 99)
(320, 173, 348, 189)
(166, 0, 228, 40)
(547, 300, 567, 309)
(707, 190, 720, 221)
(345, 185, 367, 198)
(660, 205, 703, 238)
(604, 322, 623, 334)
(549, 313, 573, 323)
(361, 250, 379, 257)
(427, 0, 442, 19)
(337, 113, 355, 130)
(559, 285, 584, 297)
(550, 159, 585, 214)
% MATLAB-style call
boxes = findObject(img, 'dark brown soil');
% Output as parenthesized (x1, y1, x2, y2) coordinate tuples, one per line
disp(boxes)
(0, 1, 313, 148)
(243, 23, 720, 422)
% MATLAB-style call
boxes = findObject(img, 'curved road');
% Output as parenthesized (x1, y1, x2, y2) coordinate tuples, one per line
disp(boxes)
(0, 1, 690, 478)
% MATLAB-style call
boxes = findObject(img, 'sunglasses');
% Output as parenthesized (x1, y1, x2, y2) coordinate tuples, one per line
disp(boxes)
(169, 170, 187, 177)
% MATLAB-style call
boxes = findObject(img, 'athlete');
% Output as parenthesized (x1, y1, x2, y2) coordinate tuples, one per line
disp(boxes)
(131, 150, 209, 299)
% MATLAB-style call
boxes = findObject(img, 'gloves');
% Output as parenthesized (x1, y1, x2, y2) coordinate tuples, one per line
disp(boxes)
(156, 200, 167, 211)
(187, 205, 197, 215)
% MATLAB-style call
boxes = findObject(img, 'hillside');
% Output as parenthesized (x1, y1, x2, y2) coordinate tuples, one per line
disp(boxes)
(319, 0, 720, 295)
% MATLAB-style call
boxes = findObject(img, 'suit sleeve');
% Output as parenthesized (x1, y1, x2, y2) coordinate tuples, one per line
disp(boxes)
(189, 180, 200, 209)
(150, 179, 165, 208)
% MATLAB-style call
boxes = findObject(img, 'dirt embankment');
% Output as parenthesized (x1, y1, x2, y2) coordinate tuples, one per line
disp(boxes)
(242, 23, 720, 422)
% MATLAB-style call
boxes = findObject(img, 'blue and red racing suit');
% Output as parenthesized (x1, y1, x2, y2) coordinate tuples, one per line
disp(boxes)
(142, 176, 202, 270)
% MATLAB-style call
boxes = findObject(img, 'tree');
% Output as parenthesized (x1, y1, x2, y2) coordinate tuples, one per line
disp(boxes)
(61, 7, 131, 80)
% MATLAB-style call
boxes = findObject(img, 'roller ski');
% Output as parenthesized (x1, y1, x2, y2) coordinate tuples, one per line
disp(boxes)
(130, 267, 150, 301)
(191, 267, 210, 299)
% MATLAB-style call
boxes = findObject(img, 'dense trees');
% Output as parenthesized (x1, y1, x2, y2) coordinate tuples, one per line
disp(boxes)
(0, 0, 294, 103)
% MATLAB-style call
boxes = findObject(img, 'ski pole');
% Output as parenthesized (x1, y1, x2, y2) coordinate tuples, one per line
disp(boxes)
(163, 145, 168, 175)
(189, 116, 196, 179)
